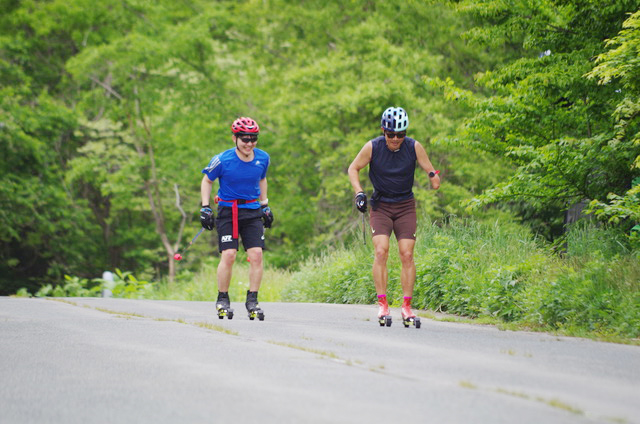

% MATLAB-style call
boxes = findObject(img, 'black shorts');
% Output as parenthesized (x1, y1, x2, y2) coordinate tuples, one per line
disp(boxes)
(216, 206, 265, 252)
(369, 198, 417, 240)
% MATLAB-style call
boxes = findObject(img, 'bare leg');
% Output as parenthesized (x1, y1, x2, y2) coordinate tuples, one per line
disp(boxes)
(372, 235, 390, 295)
(398, 238, 416, 297)
(247, 247, 263, 292)
(217, 249, 237, 292)
(398, 238, 420, 326)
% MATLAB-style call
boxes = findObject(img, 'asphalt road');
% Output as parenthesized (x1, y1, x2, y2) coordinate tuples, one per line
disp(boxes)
(1, 297, 638, 424)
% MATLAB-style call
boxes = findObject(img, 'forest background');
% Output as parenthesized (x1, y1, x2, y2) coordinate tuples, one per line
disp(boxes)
(2, 0, 639, 339)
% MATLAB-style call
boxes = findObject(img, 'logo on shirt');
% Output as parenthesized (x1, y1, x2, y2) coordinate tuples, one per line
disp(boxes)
(205, 156, 221, 172)
(221, 235, 233, 243)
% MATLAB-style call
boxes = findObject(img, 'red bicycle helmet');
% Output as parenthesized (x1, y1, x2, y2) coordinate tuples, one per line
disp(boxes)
(231, 117, 260, 135)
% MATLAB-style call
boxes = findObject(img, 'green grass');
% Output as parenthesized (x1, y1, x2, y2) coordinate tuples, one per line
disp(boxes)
(20, 217, 640, 343)
(20, 258, 292, 304)
(283, 217, 640, 342)
(149, 259, 293, 303)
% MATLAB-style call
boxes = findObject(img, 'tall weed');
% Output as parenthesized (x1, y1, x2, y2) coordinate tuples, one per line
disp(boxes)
(286, 217, 640, 339)
(149, 256, 292, 302)
(24, 269, 154, 299)
(20, 257, 292, 303)
(282, 243, 380, 304)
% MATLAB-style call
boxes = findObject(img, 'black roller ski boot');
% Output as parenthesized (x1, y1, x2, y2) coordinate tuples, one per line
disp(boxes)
(245, 290, 265, 321)
(216, 291, 234, 320)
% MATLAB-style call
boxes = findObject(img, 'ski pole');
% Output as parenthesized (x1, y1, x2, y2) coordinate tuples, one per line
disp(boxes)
(362, 212, 367, 245)
(174, 227, 205, 261)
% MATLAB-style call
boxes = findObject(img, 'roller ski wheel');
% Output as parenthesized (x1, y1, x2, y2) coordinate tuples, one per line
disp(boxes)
(248, 308, 265, 321)
(216, 306, 234, 320)
(245, 290, 265, 321)
(215, 292, 234, 320)
(378, 315, 392, 327)
(402, 316, 421, 328)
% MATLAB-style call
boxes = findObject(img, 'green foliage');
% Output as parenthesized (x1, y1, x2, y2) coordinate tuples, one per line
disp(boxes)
(106, 269, 154, 299)
(522, 221, 639, 337)
(4, 0, 638, 330)
(26, 269, 153, 299)
(282, 241, 381, 304)
(0, 85, 104, 294)
(434, 0, 640, 239)
(288, 218, 640, 339)
(2, 0, 507, 292)
(149, 258, 292, 302)
(412, 219, 546, 321)
(563, 221, 631, 258)
(35, 275, 101, 298)
(525, 259, 640, 337)
(19, 259, 290, 302)
(585, 9, 640, 237)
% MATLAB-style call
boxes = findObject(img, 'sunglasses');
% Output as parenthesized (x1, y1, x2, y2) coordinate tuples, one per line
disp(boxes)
(238, 135, 258, 143)
(385, 131, 406, 139)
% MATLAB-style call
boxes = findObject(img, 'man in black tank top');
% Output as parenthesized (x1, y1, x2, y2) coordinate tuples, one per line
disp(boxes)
(348, 107, 440, 328)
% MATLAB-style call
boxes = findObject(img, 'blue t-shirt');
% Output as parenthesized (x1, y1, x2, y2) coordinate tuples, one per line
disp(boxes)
(202, 148, 270, 209)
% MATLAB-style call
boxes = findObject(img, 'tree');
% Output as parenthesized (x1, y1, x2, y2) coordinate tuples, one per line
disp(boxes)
(65, 1, 245, 283)
(2, 0, 523, 292)
(438, 0, 640, 239)
(0, 0, 107, 294)
(586, 10, 640, 242)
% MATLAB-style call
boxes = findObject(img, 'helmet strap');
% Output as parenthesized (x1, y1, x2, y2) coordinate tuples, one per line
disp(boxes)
(235, 139, 253, 160)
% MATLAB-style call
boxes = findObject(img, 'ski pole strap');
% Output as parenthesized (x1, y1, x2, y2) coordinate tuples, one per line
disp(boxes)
(214, 196, 259, 239)
(190, 227, 205, 245)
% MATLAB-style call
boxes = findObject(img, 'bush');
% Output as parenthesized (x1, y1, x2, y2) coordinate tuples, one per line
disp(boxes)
(149, 258, 292, 303)
(282, 244, 380, 304)
(19, 269, 153, 299)
(286, 217, 640, 339)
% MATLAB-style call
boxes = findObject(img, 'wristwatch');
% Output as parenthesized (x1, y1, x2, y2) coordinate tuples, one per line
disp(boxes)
(429, 170, 440, 178)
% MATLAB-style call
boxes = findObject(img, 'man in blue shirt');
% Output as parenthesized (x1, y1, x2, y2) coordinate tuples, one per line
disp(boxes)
(348, 107, 440, 328)
(200, 117, 273, 321)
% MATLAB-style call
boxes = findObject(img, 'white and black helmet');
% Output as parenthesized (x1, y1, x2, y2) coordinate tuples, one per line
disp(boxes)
(381, 107, 409, 131)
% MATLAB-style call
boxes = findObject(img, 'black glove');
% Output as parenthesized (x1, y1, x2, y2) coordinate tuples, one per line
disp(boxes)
(200, 206, 214, 230)
(261, 205, 274, 228)
(355, 192, 367, 213)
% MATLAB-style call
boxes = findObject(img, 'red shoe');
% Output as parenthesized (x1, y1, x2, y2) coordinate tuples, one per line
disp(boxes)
(402, 297, 421, 329)
(401, 297, 415, 319)
(378, 296, 390, 318)
(377, 295, 392, 327)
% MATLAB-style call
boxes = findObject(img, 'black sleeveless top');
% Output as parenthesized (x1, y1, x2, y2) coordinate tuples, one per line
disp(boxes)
(368, 136, 417, 207)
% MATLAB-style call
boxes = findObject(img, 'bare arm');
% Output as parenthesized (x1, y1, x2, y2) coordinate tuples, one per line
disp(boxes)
(259, 177, 268, 205)
(348, 142, 373, 194)
(201, 175, 214, 205)
(415, 141, 440, 190)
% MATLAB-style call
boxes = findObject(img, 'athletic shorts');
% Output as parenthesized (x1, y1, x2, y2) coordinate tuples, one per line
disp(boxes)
(369, 198, 417, 240)
(216, 206, 265, 252)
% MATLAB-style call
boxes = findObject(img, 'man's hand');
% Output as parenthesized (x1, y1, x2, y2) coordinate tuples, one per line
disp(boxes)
(355, 192, 367, 213)
(262, 205, 274, 228)
(200, 206, 215, 230)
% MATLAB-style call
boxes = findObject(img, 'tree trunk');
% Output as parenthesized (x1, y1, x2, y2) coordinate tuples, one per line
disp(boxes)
(564, 199, 592, 229)
(131, 84, 185, 286)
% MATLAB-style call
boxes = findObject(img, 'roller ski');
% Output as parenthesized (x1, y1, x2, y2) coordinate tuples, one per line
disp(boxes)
(245, 290, 265, 321)
(215, 292, 234, 320)
(401, 297, 421, 329)
(377, 295, 392, 327)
